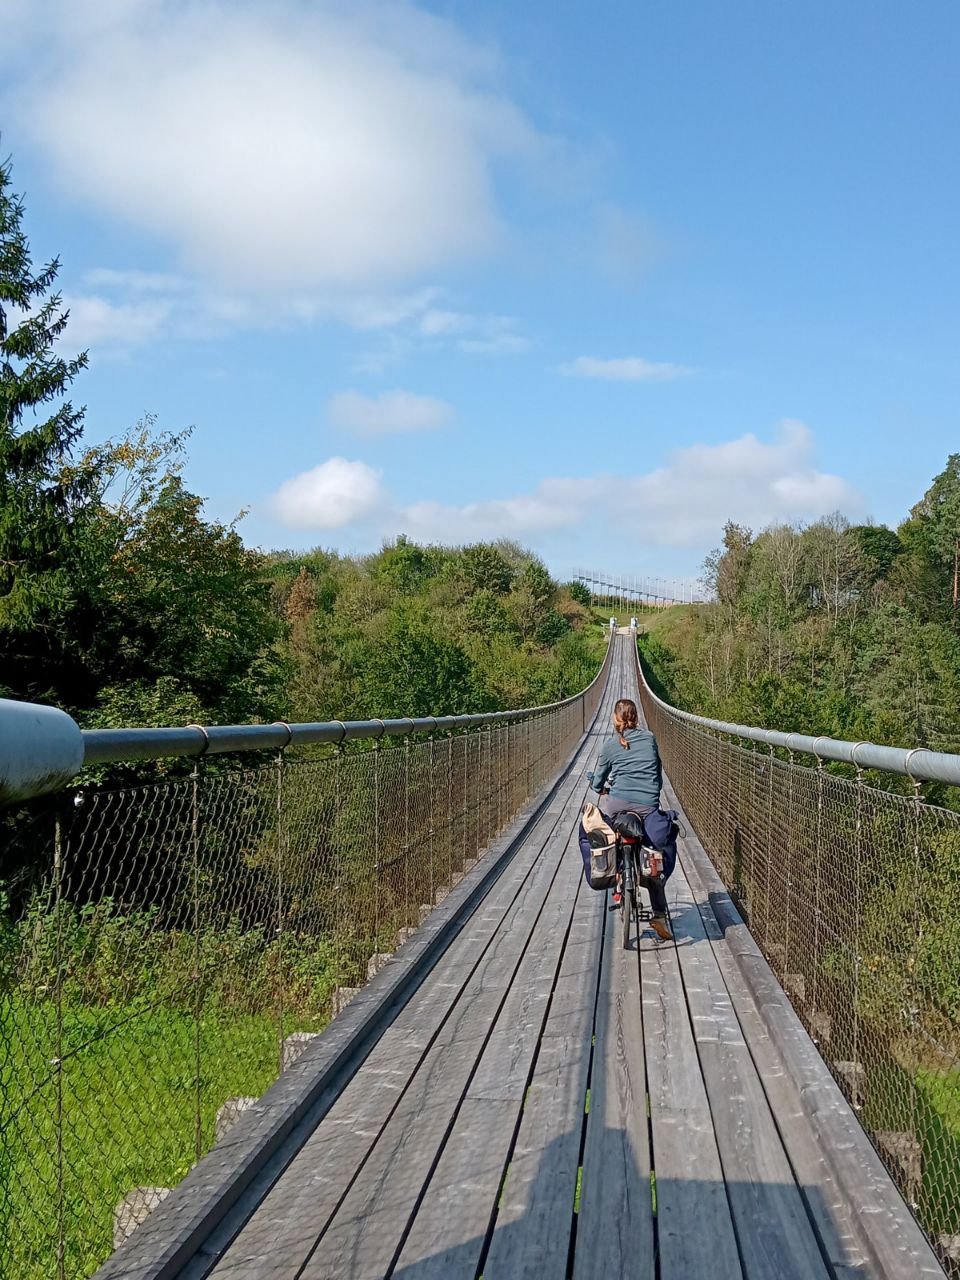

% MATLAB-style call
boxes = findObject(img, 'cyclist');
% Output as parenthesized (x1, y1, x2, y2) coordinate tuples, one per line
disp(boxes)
(584, 697, 674, 940)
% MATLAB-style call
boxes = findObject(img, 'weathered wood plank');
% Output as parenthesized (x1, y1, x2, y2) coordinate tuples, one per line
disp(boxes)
(640, 921, 743, 1279)
(206, 781, 592, 1279)
(343, 824, 586, 1280)
(675, 834, 873, 1279)
(667, 858, 831, 1280)
(203, 653, 626, 1280)
(297, 822, 586, 1280)
(573, 896, 655, 1280)
(420, 851, 604, 1278)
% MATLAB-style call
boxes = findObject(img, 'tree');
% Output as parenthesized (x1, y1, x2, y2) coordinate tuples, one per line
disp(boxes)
(802, 514, 863, 623)
(849, 524, 903, 584)
(0, 155, 98, 699)
(702, 522, 753, 612)
(906, 454, 960, 622)
(87, 469, 281, 726)
(459, 544, 514, 595)
(356, 608, 482, 718)
(566, 579, 591, 607)
(373, 535, 430, 596)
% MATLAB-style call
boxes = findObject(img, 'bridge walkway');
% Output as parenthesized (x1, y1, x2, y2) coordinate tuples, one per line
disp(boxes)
(189, 638, 935, 1280)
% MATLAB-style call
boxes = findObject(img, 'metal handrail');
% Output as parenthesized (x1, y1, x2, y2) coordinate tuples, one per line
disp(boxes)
(634, 642, 960, 788)
(0, 638, 612, 801)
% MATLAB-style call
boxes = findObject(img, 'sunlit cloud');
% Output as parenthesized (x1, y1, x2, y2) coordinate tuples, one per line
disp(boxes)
(558, 355, 693, 381)
(327, 390, 455, 435)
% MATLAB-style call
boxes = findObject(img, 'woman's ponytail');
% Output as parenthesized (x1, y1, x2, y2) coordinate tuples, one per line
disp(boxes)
(613, 698, 639, 749)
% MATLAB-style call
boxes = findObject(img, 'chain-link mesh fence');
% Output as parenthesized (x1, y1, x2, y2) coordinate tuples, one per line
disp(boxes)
(0, 647, 609, 1280)
(638, 653, 960, 1275)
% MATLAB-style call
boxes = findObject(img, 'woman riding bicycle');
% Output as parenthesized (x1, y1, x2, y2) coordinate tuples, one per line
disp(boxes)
(583, 697, 674, 940)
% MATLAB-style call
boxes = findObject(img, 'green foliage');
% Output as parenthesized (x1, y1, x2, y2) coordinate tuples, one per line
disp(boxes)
(643, 465, 960, 809)
(458, 542, 514, 595)
(850, 524, 903, 583)
(354, 607, 485, 718)
(566, 578, 591, 607)
(11, 896, 343, 1016)
(0, 156, 95, 695)
(0, 156, 281, 725)
(268, 540, 598, 724)
(2, 996, 295, 1279)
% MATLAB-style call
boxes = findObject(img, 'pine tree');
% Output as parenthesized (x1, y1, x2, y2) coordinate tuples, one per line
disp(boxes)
(0, 154, 94, 695)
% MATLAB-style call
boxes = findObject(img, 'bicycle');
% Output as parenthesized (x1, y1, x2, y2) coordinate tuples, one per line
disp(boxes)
(612, 828, 667, 950)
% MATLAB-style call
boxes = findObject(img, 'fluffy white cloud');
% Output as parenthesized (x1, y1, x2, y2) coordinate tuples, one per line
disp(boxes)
(327, 390, 455, 434)
(559, 355, 692, 381)
(268, 422, 862, 546)
(62, 293, 176, 350)
(417, 308, 527, 351)
(270, 458, 384, 529)
(5, 1, 542, 292)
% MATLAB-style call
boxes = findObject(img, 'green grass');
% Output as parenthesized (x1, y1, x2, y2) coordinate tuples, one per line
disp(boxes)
(2, 998, 323, 1280)
(860, 1052, 960, 1233)
(916, 1067, 960, 1139)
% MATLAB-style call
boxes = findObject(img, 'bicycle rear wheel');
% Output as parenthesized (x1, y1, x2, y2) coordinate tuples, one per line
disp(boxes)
(621, 884, 634, 949)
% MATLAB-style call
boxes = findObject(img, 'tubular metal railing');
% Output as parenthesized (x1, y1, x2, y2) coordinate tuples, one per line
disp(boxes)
(636, 646, 960, 1274)
(0, 643, 611, 1280)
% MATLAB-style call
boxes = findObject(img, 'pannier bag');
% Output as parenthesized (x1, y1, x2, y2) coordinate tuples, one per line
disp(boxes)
(610, 807, 679, 881)
(581, 803, 618, 890)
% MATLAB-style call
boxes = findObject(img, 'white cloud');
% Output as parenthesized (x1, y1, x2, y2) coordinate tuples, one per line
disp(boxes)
(419, 309, 472, 337)
(83, 268, 187, 294)
(458, 316, 530, 354)
(327, 390, 455, 434)
(418, 308, 528, 352)
(402, 483, 577, 541)
(5, 1, 543, 292)
(270, 458, 384, 529)
(268, 422, 863, 547)
(559, 355, 693, 381)
(62, 293, 176, 350)
(338, 290, 444, 332)
(349, 300, 529, 369)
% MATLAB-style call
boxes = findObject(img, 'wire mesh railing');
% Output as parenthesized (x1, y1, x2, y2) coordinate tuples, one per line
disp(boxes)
(637, 648, 960, 1275)
(0, 644, 610, 1280)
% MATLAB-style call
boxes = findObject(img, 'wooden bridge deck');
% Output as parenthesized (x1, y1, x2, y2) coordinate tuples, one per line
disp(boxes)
(181, 638, 941, 1280)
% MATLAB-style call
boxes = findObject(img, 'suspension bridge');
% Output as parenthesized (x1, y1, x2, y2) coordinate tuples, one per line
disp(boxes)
(2, 635, 958, 1279)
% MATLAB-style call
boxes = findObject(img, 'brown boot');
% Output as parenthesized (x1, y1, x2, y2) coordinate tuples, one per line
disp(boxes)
(650, 914, 673, 941)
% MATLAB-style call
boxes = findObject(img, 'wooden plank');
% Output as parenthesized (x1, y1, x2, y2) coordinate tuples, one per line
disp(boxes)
(573, 895, 655, 1279)
(640, 923, 743, 1280)
(401, 843, 602, 1279)
(297, 821, 583, 1280)
(207, 671, 621, 1279)
(207, 796, 584, 1279)
(675, 836, 873, 1279)
(667, 859, 831, 1280)
(613, 638, 740, 1275)
(676, 815, 947, 1280)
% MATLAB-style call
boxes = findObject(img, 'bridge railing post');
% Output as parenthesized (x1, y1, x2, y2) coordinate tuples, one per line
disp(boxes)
(190, 758, 205, 1165)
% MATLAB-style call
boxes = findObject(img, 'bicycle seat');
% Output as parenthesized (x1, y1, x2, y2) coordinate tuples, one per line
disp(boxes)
(609, 810, 646, 843)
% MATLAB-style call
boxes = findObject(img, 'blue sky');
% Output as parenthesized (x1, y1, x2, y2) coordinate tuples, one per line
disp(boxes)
(3, 0, 958, 583)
